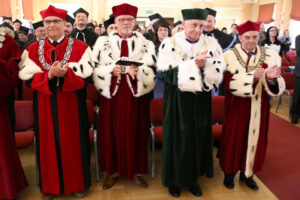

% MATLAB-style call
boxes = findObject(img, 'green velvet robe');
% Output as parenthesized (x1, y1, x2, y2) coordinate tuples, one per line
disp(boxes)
(162, 68, 214, 188)
(157, 32, 226, 189)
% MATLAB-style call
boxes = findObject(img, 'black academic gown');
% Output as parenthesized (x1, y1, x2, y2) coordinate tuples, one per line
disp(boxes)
(70, 27, 98, 49)
(143, 30, 154, 41)
(204, 29, 235, 52)
(204, 29, 235, 95)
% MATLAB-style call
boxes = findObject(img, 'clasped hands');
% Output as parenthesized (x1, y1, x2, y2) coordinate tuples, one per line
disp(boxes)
(48, 61, 68, 80)
(254, 64, 281, 81)
(113, 64, 138, 80)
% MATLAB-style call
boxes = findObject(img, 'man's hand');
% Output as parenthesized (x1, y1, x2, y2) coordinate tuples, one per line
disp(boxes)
(266, 65, 281, 79)
(254, 63, 265, 81)
(195, 50, 211, 68)
(113, 65, 121, 76)
(52, 63, 68, 78)
(128, 64, 138, 80)
(48, 61, 60, 80)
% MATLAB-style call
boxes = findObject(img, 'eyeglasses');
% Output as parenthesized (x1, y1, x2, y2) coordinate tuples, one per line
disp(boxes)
(43, 19, 63, 25)
(116, 17, 135, 23)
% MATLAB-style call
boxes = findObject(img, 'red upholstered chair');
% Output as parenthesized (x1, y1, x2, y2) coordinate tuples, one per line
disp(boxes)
(22, 81, 33, 101)
(86, 99, 100, 181)
(14, 100, 39, 183)
(281, 56, 289, 72)
(276, 73, 294, 116)
(286, 51, 296, 66)
(14, 100, 35, 148)
(86, 84, 99, 106)
(149, 97, 163, 179)
(212, 96, 225, 141)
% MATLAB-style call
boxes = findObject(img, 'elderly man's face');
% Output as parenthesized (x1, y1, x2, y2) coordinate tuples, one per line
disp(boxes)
(65, 22, 73, 36)
(34, 27, 46, 40)
(183, 19, 205, 42)
(43, 16, 65, 40)
(75, 13, 88, 27)
(239, 31, 259, 52)
(204, 15, 215, 32)
(115, 15, 135, 36)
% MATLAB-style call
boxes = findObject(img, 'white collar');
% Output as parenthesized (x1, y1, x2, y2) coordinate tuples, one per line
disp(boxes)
(48, 35, 65, 44)
(183, 32, 202, 44)
(77, 26, 86, 31)
(241, 45, 256, 54)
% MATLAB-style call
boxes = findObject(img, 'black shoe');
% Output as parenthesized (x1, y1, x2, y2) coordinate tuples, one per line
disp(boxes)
(190, 184, 202, 197)
(240, 173, 259, 190)
(291, 115, 299, 124)
(224, 173, 235, 189)
(168, 186, 181, 198)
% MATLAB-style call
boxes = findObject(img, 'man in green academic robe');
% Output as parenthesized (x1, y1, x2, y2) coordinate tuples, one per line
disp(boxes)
(157, 8, 225, 197)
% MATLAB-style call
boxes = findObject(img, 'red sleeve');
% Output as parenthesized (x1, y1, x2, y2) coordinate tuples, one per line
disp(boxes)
(0, 35, 21, 99)
(62, 67, 85, 93)
(223, 71, 233, 94)
(31, 72, 53, 95)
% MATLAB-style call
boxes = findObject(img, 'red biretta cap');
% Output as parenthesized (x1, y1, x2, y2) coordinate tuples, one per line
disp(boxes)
(236, 20, 261, 35)
(112, 3, 138, 18)
(40, 5, 68, 20)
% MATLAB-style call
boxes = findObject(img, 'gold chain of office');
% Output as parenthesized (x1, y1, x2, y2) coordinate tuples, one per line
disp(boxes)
(232, 46, 266, 72)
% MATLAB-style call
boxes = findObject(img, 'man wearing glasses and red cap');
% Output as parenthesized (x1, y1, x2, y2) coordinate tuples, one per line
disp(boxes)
(219, 20, 285, 190)
(19, 5, 93, 199)
(93, 3, 156, 190)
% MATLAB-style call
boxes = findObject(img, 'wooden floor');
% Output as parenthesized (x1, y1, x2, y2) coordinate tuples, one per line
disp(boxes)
(18, 95, 298, 200)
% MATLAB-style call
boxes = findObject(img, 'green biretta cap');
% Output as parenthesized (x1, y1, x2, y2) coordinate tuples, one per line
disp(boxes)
(181, 8, 208, 21)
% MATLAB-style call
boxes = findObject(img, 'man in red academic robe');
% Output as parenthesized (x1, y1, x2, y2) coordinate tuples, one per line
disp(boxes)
(219, 20, 286, 190)
(0, 28, 28, 200)
(19, 5, 93, 199)
(93, 3, 156, 189)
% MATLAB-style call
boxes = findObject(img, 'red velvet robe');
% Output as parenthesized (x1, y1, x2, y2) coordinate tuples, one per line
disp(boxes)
(0, 34, 28, 199)
(219, 48, 281, 174)
(19, 37, 92, 195)
(98, 37, 149, 179)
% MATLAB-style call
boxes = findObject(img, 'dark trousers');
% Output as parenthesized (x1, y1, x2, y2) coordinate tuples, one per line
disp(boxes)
(290, 77, 300, 118)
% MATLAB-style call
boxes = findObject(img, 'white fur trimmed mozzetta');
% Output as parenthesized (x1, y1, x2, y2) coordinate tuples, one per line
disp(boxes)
(92, 31, 156, 99)
(229, 71, 255, 97)
(157, 31, 225, 92)
(19, 50, 43, 80)
(67, 47, 94, 79)
(224, 44, 286, 177)
(0, 31, 5, 49)
(261, 75, 285, 96)
(19, 47, 94, 81)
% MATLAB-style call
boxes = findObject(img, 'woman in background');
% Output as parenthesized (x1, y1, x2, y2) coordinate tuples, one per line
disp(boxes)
(262, 26, 282, 56)
(153, 19, 171, 98)
(279, 29, 292, 55)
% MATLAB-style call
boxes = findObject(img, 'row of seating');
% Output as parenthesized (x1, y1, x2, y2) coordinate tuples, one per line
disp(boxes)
(149, 96, 225, 178)
(13, 71, 294, 180)
(14, 99, 101, 182)
(281, 51, 296, 72)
